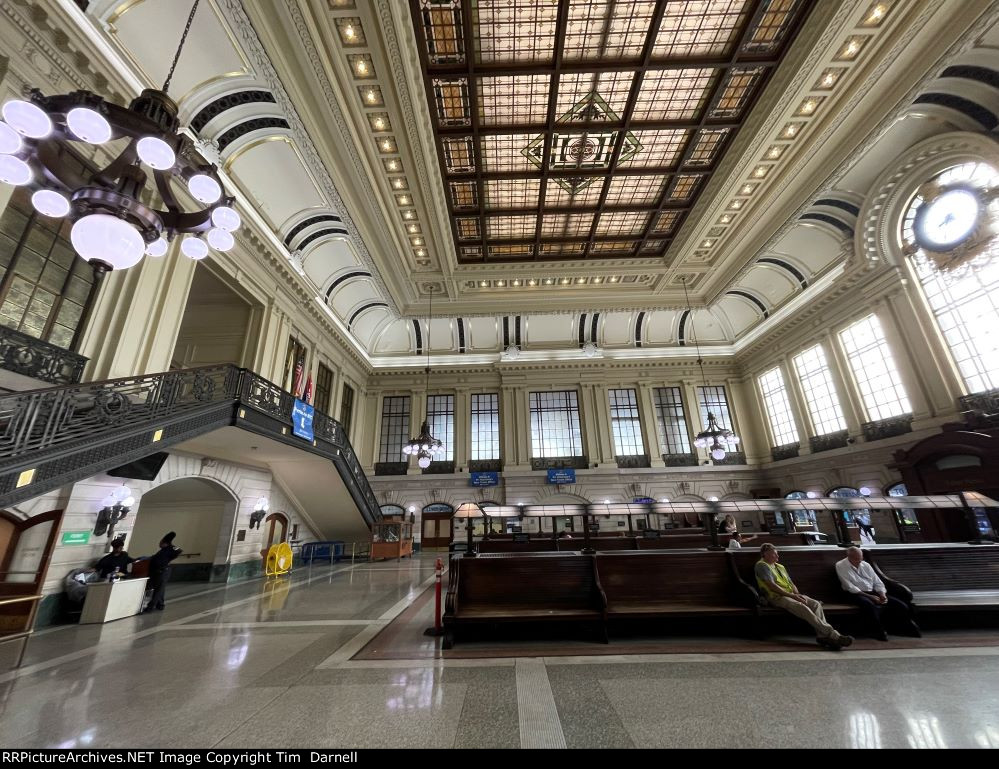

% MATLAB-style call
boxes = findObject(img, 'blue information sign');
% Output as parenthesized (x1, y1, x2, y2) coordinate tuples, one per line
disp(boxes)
(633, 497, 656, 504)
(547, 468, 576, 484)
(470, 471, 499, 487)
(292, 399, 315, 441)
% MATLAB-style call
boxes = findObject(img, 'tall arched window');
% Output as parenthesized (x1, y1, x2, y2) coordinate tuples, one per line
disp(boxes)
(902, 162, 999, 394)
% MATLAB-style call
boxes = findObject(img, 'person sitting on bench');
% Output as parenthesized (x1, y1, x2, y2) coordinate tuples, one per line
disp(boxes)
(727, 531, 757, 550)
(755, 543, 853, 650)
(836, 547, 920, 641)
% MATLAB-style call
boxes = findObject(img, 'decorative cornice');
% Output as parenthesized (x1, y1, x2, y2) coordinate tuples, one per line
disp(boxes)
(223, 0, 397, 313)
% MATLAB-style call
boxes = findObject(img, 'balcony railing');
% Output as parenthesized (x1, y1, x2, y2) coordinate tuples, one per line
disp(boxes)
(862, 414, 913, 442)
(0, 325, 88, 386)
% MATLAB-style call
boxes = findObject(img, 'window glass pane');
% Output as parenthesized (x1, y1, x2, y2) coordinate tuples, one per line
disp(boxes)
(378, 396, 411, 462)
(340, 384, 355, 433)
(758, 366, 799, 446)
(792, 344, 847, 436)
(427, 394, 455, 461)
(609, 388, 644, 455)
(471, 393, 500, 460)
(839, 315, 911, 421)
(653, 386, 690, 454)
(696, 385, 733, 432)
(529, 390, 583, 458)
(314, 364, 334, 414)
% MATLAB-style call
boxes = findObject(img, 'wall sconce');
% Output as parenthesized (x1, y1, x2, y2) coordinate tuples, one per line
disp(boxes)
(94, 485, 135, 541)
(249, 497, 269, 529)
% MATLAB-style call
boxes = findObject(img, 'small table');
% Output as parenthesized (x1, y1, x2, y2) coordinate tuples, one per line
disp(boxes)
(80, 578, 148, 624)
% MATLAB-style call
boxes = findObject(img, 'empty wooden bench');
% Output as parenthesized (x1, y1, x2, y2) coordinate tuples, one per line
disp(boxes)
(865, 545, 999, 615)
(595, 550, 752, 632)
(442, 553, 606, 648)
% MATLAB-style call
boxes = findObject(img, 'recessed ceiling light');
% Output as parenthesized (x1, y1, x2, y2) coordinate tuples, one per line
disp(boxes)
(416, 249, 425, 256)
(768, 147, 781, 159)
(356, 60, 368, 75)
(393, 179, 404, 189)
(413, 237, 422, 245)
(403, 211, 413, 219)
(408, 224, 417, 233)
(479, 280, 488, 287)
(497, 280, 506, 286)
(609, 276, 618, 283)
(344, 24, 355, 39)
(730, 200, 742, 209)
(593, 277, 603, 283)
(545, 278, 554, 285)
(800, 99, 816, 114)
(721, 214, 732, 224)
(576, 277, 586, 283)
(753, 166, 767, 177)
(741, 185, 753, 194)
(381, 140, 392, 151)
(561, 278, 570, 284)
(867, 4, 886, 24)
(842, 39, 861, 58)
(784, 125, 798, 138)
(399, 195, 409, 204)
(374, 118, 385, 130)
(388, 160, 399, 170)
(367, 90, 378, 103)
(528, 279, 537, 286)
(821, 72, 836, 87)
(702, 240, 713, 248)
(513, 279, 521, 286)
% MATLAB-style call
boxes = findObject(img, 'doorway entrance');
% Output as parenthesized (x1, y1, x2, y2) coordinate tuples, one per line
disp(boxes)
(421, 503, 455, 550)
(0, 509, 62, 633)
(260, 512, 289, 559)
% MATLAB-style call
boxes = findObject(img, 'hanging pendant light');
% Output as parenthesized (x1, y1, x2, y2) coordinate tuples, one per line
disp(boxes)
(682, 277, 741, 462)
(0, 0, 240, 282)
(402, 287, 446, 468)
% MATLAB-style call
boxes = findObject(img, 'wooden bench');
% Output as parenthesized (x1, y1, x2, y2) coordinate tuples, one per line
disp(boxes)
(477, 539, 556, 554)
(865, 545, 999, 614)
(595, 551, 752, 629)
(442, 553, 607, 648)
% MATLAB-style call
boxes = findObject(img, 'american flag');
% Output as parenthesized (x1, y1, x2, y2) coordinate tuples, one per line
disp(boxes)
(303, 374, 313, 404)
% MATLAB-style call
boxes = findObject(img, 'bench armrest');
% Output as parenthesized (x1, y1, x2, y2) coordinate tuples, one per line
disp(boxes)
(726, 554, 764, 612)
(444, 556, 460, 615)
(591, 557, 608, 615)
(870, 562, 913, 604)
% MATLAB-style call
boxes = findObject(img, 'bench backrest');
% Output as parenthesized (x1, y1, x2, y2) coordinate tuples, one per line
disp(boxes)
(478, 539, 554, 553)
(456, 554, 600, 610)
(729, 548, 849, 602)
(865, 546, 999, 591)
(596, 551, 736, 605)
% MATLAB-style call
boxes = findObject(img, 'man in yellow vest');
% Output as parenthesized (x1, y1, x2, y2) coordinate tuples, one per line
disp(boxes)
(755, 543, 854, 650)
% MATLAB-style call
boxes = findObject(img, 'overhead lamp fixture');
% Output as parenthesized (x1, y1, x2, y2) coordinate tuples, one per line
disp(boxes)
(402, 287, 445, 469)
(582, 341, 599, 358)
(0, 0, 239, 286)
(94, 485, 135, 543)
(249, 497, 269, 529)
(681, 277, 741, 462)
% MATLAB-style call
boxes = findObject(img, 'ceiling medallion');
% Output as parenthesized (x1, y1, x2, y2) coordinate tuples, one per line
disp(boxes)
(521, 91, 641, 194)
(906, 181, 998, 278)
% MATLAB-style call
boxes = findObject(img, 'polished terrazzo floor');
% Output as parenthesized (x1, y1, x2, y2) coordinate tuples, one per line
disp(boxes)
(1, 554, 998, 749)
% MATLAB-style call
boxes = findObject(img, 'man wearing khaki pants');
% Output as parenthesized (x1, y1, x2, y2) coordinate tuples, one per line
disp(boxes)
(755, 543, 854, 650)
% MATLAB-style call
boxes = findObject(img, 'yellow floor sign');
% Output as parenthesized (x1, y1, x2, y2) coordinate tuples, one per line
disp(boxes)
(265, 541, 293, 576)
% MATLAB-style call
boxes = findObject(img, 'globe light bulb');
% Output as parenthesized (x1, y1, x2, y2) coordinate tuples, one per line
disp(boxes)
(859, 486, 871, 496)
(101, 494, 117, 508)
(582, 341, 598, 358)
(0, 154, 31, 185)
(806, 491, 818, 499)
(136, 136, 175, 170)
(31, 189, 70, 218)
(145, 236, 168, 257)
(122, 496, 135, 507)
(71, 214, 144, 270)
(115, 486, 132, 500)
(418, 455, 432, 469)
(207, 227, 234, 252)
(0, 121, 22, 154)
(188, 174, 222, 204)
(708, 496, 719, 502)
(710, 447, 726, 461)
(181, 236, 209, 260)
(211, 206, 241, 232)
(66, 108, 112, 144)
(2, 100, 52, 138)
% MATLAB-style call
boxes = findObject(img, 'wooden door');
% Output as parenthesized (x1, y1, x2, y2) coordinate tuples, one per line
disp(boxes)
(0, 509, 62, 632)
(261, 513, 288, 558)
(421, 514, 452, 550)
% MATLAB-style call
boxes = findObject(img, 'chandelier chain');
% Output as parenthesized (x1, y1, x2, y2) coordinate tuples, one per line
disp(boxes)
(163, 0, 202, 94)
(681, 276, 708, 389)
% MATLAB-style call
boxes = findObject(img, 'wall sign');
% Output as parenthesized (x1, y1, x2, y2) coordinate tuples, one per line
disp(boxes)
(547, 468, 576, 484)
(380, 504, 405, 517)
(470, 471, 499, 487)
(61, 531, 90, 546)
(423, 503, 455, 514)
(513, 533, 530, 543)
(633, 497, 655, 504)
(292, 399, 315, 441)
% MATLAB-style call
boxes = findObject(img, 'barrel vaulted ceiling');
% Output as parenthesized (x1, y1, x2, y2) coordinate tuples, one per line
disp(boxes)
(71, 0, 999, 364)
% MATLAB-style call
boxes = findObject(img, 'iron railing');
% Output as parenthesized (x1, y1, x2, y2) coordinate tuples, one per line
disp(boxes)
(0, 365, 380, 523)
(0, 325, 88, 386)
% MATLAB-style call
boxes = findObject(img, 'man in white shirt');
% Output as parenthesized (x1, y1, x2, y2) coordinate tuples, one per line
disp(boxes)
(836, 547, 919, 641)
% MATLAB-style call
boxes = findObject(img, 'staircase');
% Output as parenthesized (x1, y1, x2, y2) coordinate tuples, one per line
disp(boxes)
(0, 365, 381, 528)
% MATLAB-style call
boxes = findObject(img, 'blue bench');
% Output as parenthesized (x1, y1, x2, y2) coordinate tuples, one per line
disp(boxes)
(301, 541, 345, 564)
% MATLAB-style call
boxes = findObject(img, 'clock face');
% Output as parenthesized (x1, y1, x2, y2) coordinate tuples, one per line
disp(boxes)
(914, 188, 981, 251)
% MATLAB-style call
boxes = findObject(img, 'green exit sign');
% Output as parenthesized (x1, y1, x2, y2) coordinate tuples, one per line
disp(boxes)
(61, 531, 90, 546)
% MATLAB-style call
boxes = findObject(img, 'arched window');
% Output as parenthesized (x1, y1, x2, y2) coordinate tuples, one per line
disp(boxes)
(828, 486, 861, 524)
(902, 162, 999, 394)
(886, 481, 919, 530)
(784, 490, 816, 528)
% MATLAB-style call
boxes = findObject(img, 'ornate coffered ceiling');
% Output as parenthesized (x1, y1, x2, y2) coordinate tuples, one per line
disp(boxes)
(49, 0, 999, 363)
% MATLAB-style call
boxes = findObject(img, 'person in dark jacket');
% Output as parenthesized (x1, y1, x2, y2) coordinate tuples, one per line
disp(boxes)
(142, 532, 182, 612)
(96, 537, 134, 579)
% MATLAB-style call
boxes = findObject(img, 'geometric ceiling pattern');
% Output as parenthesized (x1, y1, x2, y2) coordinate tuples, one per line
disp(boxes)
(411, 0, 815, 263)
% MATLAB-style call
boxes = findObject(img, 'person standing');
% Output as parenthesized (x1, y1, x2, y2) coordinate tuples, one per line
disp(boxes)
(855, 511, 876, 542)
(142, 532, 182, 613)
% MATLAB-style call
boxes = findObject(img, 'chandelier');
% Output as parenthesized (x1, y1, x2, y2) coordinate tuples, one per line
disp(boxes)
(0, 0, 240, 279)
(402, 287, 445, 468)
(681, 278, 741, 462)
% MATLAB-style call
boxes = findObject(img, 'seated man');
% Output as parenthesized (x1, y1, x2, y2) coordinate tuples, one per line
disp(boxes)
(755, 543, 854, 650)
(96, 537, 134, 579)
(727, 531, 757, 550)
(836, 547, 920, 641)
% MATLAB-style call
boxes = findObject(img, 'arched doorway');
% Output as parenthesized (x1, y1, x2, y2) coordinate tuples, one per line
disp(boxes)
(421, 503, 454, 551)
(260, 512, 289, 559)
(1, 509, 62, 633)
(130, 477, 236, 583)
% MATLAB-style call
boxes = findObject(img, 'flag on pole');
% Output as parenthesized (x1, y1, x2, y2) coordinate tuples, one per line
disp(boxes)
(303, 374, 313, 405)
(292, 353, 305, 398)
